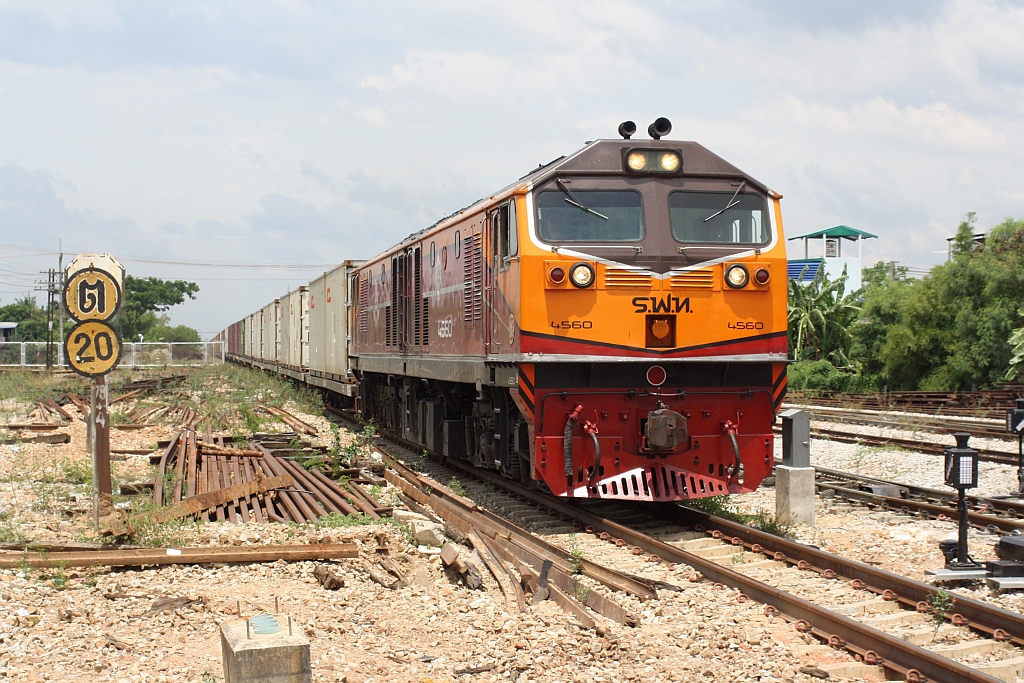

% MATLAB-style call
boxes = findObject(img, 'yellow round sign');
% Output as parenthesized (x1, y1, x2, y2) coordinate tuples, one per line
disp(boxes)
(63, 267, 122, 322)
(65, 320, 122, 377)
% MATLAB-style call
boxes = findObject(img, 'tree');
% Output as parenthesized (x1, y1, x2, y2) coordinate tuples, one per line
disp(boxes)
(852, 214, 1024, 390)
(148, 323, 201, 343)
(0, 296, 51, 342)
(122, 276, 199, 341)
(787, 267, 861, 367)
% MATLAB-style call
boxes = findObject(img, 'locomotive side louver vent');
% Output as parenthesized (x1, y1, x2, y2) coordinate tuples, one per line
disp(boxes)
(463, 233, 483, 325)
(358, 273, 369, 341)
(414, 246, 423, 346)
(422, 298, 429, 346)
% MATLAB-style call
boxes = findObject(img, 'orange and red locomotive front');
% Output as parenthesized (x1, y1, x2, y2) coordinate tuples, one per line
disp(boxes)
(350, 121, 788, 502)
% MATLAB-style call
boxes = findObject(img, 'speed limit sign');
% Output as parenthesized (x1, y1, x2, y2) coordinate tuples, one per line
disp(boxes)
(64, 320, 122, 377)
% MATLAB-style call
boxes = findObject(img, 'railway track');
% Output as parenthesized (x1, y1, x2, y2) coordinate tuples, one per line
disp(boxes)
(786, 404, 1015, 442)
(810, 464, 1024, 529)
(326, 407, 1024, 683)
(782, 425, 1023, 468)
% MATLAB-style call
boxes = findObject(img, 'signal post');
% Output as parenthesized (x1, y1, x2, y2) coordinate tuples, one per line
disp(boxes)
(62, 255, 124, 527)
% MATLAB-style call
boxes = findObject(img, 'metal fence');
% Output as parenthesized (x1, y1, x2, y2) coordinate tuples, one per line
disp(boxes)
(0, 342, 225, 368)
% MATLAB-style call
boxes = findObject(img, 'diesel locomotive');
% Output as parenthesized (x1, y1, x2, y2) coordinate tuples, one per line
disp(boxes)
(219, 118, 789, 502)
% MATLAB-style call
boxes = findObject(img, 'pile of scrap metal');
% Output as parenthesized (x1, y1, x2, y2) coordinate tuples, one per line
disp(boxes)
(383, 454, 655, 628)
(118, 429, 390, 535)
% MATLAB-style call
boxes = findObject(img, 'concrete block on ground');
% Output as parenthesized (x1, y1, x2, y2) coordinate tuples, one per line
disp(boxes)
(775, 465, 815, 527)
(392, 509, 428, 525)
(409, 520, 446, 546)
(221, 615, 311, 683)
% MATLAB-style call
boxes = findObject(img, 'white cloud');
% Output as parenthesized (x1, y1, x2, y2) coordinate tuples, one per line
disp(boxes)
(2, 0, 1024, 332)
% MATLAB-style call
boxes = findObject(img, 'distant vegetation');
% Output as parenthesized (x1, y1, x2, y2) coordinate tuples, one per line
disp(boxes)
(0, 275, 200, 343)
(789, 213, 1024, 392)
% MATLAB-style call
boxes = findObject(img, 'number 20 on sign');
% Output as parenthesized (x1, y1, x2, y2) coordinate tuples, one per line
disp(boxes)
(65, 320, 122, 377)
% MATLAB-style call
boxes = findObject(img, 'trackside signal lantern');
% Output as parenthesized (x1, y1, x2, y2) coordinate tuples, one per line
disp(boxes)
(943, 432, 983, 570)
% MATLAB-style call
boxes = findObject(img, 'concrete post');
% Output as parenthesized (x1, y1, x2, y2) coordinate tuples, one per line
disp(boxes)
(221, 615, 311, 683)
(777, 409, 815, 527)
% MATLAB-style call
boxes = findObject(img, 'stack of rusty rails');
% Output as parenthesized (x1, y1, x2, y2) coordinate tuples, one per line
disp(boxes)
(63, 393, 90, 418)
(153, 430, 283, 524)
(790, 386, 1024, 420)
(0, 543, 359, 569)
(257, 404, 319, 436)
(117, 374, 187, 393)
(381, 452, 653, 627)
(249, 437, 390, 521)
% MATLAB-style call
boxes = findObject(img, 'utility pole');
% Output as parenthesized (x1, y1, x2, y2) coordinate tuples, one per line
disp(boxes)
(34, 268, 59, 371)
(58, 243, 64, 368)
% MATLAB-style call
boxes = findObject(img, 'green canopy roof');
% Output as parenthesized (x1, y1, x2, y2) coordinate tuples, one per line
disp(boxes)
(788, 225, 878, 241)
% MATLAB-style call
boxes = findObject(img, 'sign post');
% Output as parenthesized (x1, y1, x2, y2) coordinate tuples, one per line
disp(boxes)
(62, 255, 124, 528)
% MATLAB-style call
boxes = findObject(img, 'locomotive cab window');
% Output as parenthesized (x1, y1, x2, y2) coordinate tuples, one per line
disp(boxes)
(669, 190, 769, 245)
(537, 190, 643, 242)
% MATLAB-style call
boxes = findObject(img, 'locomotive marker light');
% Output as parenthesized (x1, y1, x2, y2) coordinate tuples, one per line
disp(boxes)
(62, 253, 124, 529)
(943, 432, 983, 571)
(1005, 397, 1024, 494)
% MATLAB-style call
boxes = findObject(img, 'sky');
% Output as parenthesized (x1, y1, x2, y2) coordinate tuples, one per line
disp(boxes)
(1, 0, 1022, 337)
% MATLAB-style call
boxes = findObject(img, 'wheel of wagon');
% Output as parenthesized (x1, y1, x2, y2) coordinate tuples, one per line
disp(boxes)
(828, 635, 845, 648)
(631, 546, 643, 555)
(712, 530, 723, 539)
(994, 629, 1010, 642)
(883, 589, 898, 601)
(851, 579, 865, 590)
(916, 601, 929, 613)
(764, 605, 779, 617)
(797, 560, 810, 570)
(823, 569, 837, 580)
(951, 614, 969, 627)
(751, 544, 764, 554)
(647, 554, 660, 563)
(863, 651, 880, 665)
(905, 669, 923, 683)
(794, 620, 811, 633)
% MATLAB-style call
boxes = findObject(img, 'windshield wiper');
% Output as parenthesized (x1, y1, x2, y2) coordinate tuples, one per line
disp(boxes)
(703, 181, 746, 223)
(556, 179, 608, 221)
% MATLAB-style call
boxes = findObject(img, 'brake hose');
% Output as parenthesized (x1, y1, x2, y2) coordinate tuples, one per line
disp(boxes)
(564, 404, 584, 484)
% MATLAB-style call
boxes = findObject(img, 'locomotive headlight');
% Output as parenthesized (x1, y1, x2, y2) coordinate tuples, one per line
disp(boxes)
(626, 151, 647, 171)
(570, 263, 595, 288)
(659, 152, 681, 171)
(725, 264, 749, 289)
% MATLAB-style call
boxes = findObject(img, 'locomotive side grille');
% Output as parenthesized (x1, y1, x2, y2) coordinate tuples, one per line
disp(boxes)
(358, 273, 368, 340)
(422, 298, 429, 346)
(669, 269, 714, 289)
(388, 257, 398, 346)
(413, 246, 422, 346)
(463, 233, 483, 325)
(604, 268, 652, 288)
